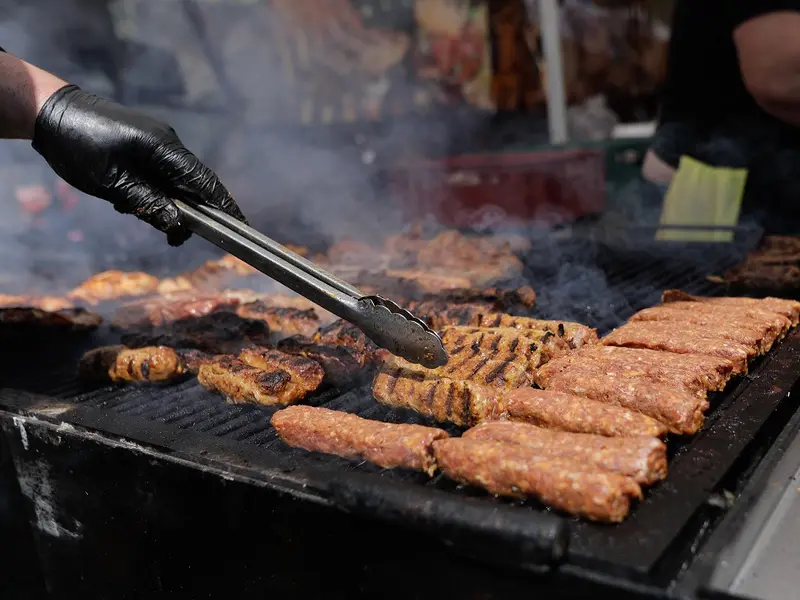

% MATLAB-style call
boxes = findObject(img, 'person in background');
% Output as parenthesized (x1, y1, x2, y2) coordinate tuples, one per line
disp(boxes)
(642, 2, 800, 234)
(0, 47, 246, 246)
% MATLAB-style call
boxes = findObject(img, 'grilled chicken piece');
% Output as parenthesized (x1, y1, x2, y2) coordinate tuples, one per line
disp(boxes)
(197, 356, 309, 406)
(0, 294, 74, 311)
(355, 269, 473, 295)
(0, 306, 102, 331)
(277, 336, 373, 387)
(406, 301, 499, 330)
(381, 342, 532, 390)
(113, 292, 242, 329)
(238, 347, 324, 396)
(79, 345, 206, 384)
(155, 276, 195, 295)
(235, 302, 320, 339)
(276, 319, 384, 387)
(415, 231, 524, 284)
(372, 362, 506, 427)
(67, 270, 160, 305)
(121, 311, 272, 354)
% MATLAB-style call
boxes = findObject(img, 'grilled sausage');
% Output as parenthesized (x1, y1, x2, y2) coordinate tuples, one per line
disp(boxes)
(272, 405, 449, 475)
(433, 438, 642, 523)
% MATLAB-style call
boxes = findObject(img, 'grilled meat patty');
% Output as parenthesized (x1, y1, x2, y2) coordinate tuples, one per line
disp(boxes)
(0, 306, 102, 331)
(433, 438, 642, 523)
(463, 421, 668, 485)
(67, 270, 160, 305)
(121, 311, 272, 354)
(197, 356, 308, 406)
(505, 387, 668, 438)
(79, 345, 205, 384)
(271, 405, 449, 475)
(602, 321, 755, 373)
(372, 361, 506, 427)
(238, 347, 324, 396)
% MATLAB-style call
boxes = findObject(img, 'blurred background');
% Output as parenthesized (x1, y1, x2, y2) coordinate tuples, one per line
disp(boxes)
(0, 0, 673, 289)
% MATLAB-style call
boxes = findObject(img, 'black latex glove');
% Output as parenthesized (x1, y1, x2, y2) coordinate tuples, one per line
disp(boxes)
(31, 85, 247, 246)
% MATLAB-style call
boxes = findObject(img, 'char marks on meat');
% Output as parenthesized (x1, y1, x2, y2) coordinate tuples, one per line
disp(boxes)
(372, 361, 505, 427)
(272, 406, 449, 475)
(238, 347, 324, 396)
(197, 355, 307, 406)
(79, 345, 202, 384)
(121, 311, 272, 354)
(236, 302, 320, 339)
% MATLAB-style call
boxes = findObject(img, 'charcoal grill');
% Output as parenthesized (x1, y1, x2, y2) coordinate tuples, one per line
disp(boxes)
(2, 235, 800, 599)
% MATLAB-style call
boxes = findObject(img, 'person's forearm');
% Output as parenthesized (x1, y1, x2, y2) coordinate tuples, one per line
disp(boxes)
(0, 52, 68, 140)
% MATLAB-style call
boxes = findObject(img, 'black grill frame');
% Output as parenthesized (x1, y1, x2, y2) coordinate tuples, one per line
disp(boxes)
(2, 235, 800, 594)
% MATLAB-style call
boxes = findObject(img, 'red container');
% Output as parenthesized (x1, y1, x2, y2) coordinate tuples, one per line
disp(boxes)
(385, 148, 606, 228)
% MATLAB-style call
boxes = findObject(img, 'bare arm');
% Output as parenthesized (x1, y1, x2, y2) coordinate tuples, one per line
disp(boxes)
(0, 51, 68, 139)
(735, 11, 800, 127)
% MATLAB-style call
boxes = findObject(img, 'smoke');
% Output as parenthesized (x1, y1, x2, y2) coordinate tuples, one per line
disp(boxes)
(0, 0, 500, 294)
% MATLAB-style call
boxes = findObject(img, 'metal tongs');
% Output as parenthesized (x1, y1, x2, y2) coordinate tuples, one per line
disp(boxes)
(174, 200, 448, 369)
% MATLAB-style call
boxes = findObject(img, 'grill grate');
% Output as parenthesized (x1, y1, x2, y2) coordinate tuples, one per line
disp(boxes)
(5, 235, 795, 582)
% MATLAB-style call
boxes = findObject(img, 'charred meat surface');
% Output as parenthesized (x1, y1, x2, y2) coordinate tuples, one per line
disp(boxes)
(439, 327, 547, 376)
(382, 348, 532, 391)
(197, 356, 310, 406)
(79, 345, 202, 384)
(433, 438, 642, 523)
(441, 326, 570, 362)
(505, 387, 668, 438)
(238, 347, 324, 396)
(373, 362, 506, 427)
(602, 321, 755, 373)
(121, 311, 272, 354)
(271, 405, 449, 475)
(463, 421, 668, 485)
(277, 336, 373, 388)
(67, 270, 160, 305)
(0, 307, 102, 331)
(235, 302, 320, 339)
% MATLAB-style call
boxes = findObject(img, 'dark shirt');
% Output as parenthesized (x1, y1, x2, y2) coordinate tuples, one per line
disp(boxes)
(652, 1, 800, 233)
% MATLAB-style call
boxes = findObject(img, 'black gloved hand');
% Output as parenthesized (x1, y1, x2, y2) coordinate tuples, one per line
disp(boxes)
(31, 85, 246, 246)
